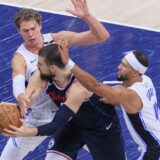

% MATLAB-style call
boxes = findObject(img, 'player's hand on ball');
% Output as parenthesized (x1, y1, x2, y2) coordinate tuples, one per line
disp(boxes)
(2, 119, 38, 137)
(58, 38, 69, 65)
(0, 102, 21, 133)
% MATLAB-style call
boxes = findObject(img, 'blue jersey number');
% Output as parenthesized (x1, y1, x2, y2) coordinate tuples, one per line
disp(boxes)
(154, 102, 160, 120)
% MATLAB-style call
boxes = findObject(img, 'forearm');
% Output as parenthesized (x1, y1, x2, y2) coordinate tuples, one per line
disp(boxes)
(37, 104, 75, 136)
(72, 64, 101, 93)
(82, 13, 110, 42)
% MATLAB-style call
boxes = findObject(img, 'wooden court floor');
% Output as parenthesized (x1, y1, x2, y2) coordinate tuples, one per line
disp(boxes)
(0, 0, 160, 30)
(0, 0, 160, 160)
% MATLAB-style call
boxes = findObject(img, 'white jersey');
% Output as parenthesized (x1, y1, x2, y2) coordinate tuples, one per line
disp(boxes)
(121, 75, 160, 150)
(16, 33, 58, 126)
(16, 33, 53, 82)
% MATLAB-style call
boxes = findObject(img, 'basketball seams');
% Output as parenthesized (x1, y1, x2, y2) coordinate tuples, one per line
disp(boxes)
(15, 106, 22, 127)
(1, 103, 21, 128)
(2, 105, 13, 127)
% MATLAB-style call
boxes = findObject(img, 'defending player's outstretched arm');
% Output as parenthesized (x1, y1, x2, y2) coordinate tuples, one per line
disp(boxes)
(59, 38, 143, 113)
(3, 81, 91, 137)
(52, 0, 109, 46)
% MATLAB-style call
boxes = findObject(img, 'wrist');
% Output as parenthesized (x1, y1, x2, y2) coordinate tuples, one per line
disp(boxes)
(66, 59, 75, 70)
(81, 12, 92, 19)
(17, 93, 25, 101)
(32, 127, 38, 136)
(28, 127, 38, 136)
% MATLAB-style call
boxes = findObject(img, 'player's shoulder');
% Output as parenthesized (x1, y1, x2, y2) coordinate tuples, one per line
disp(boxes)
(69, 80, 92, 97)
(31, 70, 47, 88)
(12, 52, 25, 64)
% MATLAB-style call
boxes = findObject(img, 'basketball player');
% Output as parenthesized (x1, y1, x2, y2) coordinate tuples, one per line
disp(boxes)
(3, 42, 125, 160)
(60, 47, 160, 160)
(0, 0, 109, 159)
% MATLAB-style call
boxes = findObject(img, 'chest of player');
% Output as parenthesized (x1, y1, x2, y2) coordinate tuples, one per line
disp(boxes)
(46, 75, 75, 107)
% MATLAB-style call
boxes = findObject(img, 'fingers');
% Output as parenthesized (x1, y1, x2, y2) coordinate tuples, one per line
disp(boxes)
(57, 38, 68, 50)
(3, 125, 19, 135)
(65, 9, 74, 15)
(100, 97, 107, 103)
(26, 89, 35, 100)
(58, 39, 69, 65)
(71, 0, 78, 6)
(67, 0, 87, 17)
(20, 118, 25, 124)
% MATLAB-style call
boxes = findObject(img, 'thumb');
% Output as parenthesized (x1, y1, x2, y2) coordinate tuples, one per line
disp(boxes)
(100, 97, 106, 102)
(20, 119, 25, 124)
(20, 105, 27, 118)
(26, 89, 36, 100)
(65, 9, 76, 16)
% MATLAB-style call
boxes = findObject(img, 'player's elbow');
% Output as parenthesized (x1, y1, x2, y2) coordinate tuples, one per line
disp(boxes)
(97, 31, 110, 43)
(103, 31, 110, 42)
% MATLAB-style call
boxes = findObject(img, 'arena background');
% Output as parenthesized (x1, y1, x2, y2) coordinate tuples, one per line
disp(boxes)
(0, 1, 160, 159)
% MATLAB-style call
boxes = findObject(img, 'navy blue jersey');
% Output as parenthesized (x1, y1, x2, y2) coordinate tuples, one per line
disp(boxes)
(38, 74, 125, 160)
(46, 74, 76, 107)
(46, 74, 119, 128)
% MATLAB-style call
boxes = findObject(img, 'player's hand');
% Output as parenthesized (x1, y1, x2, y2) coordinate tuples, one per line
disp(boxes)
(58, 38, 69, 65)
(17, 89, 35, 117)
(100, 97, 109, 103)
(66, 0, 90, 18)
(2, 120, 38, 137)
(17, 94, 30, 117)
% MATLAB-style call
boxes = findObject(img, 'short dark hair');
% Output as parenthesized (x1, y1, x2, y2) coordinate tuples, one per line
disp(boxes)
(38, 44, 65, 68)
(133, 50, 149, 67)
(14, 8, 42, 29)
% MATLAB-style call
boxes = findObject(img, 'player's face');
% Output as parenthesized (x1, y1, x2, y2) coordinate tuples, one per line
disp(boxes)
(117, 58, 133, 81)
(18, 20, 42, 47)
(37, 57, 55, 81)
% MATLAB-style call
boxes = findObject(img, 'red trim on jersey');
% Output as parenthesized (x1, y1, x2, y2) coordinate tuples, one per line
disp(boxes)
(47, 150, 72, 160)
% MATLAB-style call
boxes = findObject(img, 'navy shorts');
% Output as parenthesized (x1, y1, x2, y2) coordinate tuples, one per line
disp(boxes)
(142, 143, 160, 160)
(48, 105, 125, 160)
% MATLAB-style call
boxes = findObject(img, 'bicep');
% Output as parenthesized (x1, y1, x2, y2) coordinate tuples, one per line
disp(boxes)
(12, 53, 26, 77)
(94, 84, 125, 105)
(52, 31, 94, 46)
(26, 71, 46, 100)
(121, 89, 142, 113)
(65, 82, 91, 113)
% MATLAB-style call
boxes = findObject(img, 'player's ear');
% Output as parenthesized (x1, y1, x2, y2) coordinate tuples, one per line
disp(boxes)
(49, 65, 56, 72)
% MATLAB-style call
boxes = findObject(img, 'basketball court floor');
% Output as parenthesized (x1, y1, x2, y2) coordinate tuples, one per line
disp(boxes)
(0, 1, 160, 159)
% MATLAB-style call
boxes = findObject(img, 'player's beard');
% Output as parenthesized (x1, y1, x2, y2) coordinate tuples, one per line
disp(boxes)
(117, 74, 127, 81)
(40, 73, 55, 81)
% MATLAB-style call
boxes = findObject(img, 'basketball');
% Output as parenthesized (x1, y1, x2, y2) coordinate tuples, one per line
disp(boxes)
(0, 102, 21, 133)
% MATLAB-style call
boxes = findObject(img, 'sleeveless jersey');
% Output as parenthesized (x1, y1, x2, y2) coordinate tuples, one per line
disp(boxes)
(15, 33, 58, 126)
(46, 74, 120, 129)
(16, 33, 53, 82)
(121, 75, 160, 150)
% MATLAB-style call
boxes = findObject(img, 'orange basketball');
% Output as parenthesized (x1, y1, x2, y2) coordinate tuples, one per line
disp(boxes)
(0, 102, 21, 133)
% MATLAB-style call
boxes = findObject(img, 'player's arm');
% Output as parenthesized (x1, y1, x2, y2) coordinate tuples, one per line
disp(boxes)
(3, 81, 92, 137)
(12, 52, 27, 115)
(25, 70, 47, 103)
(59, 38, 142, 114)
(70, 63, 143, 114)
(36, 81, 92, 136)
(52, 0, 109, 46)
(70, 64, 142, 111)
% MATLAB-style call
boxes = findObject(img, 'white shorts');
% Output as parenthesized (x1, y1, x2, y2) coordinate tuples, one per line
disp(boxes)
(45, 150, 72, 160)
(0, 90, 57, 160)
(0, 136, 47, 160)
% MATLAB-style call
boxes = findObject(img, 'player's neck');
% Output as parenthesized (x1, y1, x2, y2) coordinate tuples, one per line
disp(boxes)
(54, 69, 72, 88)
(124, 75, 142, 87)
